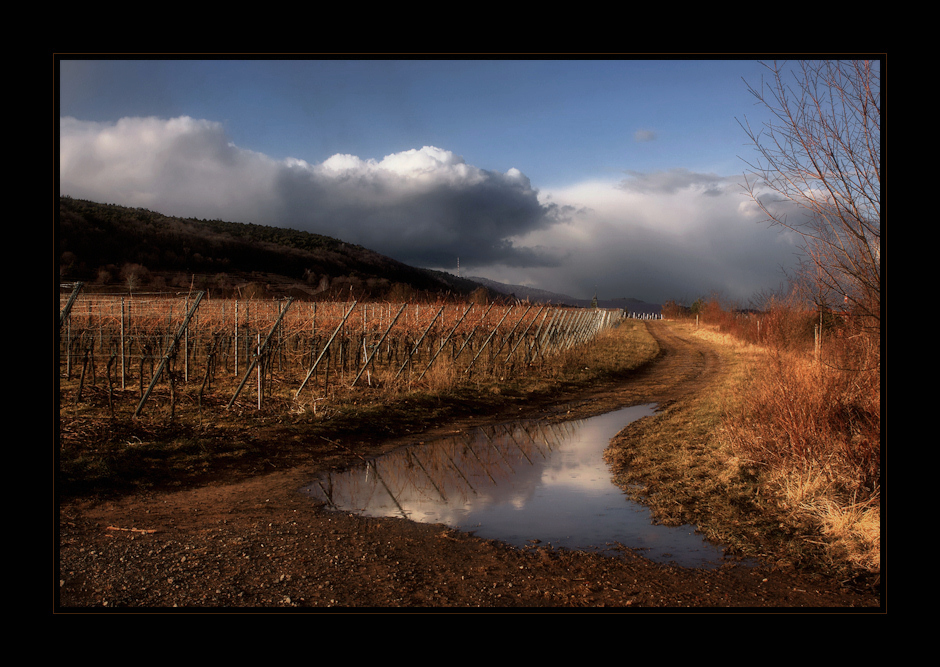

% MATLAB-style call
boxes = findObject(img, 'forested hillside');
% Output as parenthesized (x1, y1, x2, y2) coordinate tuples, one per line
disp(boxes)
(56, 197, 492, 302)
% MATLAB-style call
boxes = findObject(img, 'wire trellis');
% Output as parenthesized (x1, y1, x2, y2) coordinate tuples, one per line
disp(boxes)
(59, 289, 621, 415)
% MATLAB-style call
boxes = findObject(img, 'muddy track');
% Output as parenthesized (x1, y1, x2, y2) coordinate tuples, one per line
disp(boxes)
(631, 321, 722, 403)
(57, 321, 881, 609)
(540, 322, 721, 425)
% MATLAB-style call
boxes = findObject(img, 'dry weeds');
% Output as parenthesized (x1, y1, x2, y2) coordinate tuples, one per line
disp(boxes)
(704, 322, 881, 576)
(606, 319, 880, 578)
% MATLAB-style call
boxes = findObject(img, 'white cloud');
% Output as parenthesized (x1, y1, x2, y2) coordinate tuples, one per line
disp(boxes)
(59, 115, 280, 218)
(500, 170, 801, 303)
(58, 115, 800, 304)
(59, 116, 557, 269)
(618, 168, 732, 197)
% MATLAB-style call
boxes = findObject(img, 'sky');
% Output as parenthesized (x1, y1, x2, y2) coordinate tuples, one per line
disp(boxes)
(57, 57, 806, 305)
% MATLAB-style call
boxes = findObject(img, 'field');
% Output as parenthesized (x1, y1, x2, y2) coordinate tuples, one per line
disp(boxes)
(59, 291, 620, 420)
(58, 296, 881, 608)
(662, 298, 882, 576)
(57, 285, 881, 608)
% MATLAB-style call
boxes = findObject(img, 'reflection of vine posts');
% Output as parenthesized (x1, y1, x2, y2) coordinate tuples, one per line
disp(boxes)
(59, 291, 621, 416)
(305, 417, 582, 512)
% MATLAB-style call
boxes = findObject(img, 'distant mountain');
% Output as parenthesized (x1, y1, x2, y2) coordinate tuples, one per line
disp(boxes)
(465, 277, 582, 306)
(466, 276, 661, 314)
(56, 197, 499, 302)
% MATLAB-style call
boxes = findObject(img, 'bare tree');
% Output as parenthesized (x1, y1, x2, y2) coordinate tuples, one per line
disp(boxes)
(738, 60, 881, 335)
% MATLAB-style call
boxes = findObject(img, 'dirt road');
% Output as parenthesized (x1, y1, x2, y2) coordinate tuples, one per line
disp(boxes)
(57, 322, 881, 609)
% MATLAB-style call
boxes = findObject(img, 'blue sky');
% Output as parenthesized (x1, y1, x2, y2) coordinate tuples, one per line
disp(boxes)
(58, 57, 803, 305)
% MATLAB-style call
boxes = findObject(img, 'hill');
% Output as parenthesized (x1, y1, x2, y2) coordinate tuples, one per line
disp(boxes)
(56, 197, 496, 302)
(467, 276, 661, 315)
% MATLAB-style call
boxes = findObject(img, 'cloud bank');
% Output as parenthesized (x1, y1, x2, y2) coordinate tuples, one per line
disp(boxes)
(59, 116, 561, 270)
(493, 169, 801, 304)
(58, 115, 800, 304)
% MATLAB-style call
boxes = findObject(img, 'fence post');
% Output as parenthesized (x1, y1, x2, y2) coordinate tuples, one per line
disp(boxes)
(465, 305, 513, 374)
(506, 306, 545, 363)
(296, 301, 358, 398)
(226, 297, 294, 409)
(351, 303, 407, 387)
(491, 304, 532, 361)
(418, 303, 474, 382)
(394, 305, 444, 381)
(59, 282, 84, 329)
(541, 310, 567, 356)
(184, 295, 190, 382)
(234, 300, 239, 374)
(256, 333, 263, 409)
(134, 291, 205, 417)
(120, 296, 126, 390)
(451, 303, 495, 366)
(815, 324, 820, 364)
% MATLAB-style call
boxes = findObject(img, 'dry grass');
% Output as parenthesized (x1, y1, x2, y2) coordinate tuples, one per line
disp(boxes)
(59, 316, 661, 497)
(606, 325, 774, 554)
(549, 323, 659, 382)
(607, 320, 880, 577)
(806, 497, 881, 572)
(698, 312, 881, 576)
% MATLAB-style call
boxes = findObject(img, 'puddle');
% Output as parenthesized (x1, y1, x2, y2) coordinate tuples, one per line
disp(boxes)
(301, 404, 734, 568)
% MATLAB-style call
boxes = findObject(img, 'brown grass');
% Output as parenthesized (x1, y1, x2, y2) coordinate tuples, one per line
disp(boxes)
(607, 316, 880, 577)
(721, 344, 880, 574)
(606, 325, 775, 559)
(689, 296, 881, 576)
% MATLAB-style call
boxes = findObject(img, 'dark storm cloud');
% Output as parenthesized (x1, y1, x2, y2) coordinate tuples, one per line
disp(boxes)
(271, 153, 563, 269)
(59, 116, 562, 270)
(58, 116, 803, 304)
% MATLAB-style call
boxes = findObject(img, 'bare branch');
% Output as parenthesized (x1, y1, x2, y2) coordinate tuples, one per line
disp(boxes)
(738, 59, 881, 333)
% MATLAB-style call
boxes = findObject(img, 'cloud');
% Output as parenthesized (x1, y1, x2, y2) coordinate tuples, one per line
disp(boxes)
(58, 116, 801, 304)
(273, 146, 562, 269)
(58, 116, 561, 270)
(59, 116, 280, 219)
(495, 171, 802, 304)
(617, 168, 732, 196)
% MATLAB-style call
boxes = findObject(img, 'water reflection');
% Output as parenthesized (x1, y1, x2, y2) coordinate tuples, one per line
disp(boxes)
(301, 404, 731, 568)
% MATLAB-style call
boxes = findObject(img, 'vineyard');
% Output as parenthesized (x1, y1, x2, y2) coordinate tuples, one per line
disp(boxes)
(59, 284, 623, 418)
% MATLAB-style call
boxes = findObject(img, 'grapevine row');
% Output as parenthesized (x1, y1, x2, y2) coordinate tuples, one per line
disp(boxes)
(59, 286, 621, 415)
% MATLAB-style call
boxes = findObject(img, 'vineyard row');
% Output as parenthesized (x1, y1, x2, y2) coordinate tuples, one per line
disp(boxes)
(59, 289, 624, 415)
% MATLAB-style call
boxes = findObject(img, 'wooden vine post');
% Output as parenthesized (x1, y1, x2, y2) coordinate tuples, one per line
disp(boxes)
(465, 305, 513, 374)
(351, 303, 407, 387)
(394, 305, 445, 381)
(417, 303, 474, 382)
(295, 301, 358, 399)
(58, 282, 84, 329)
(490, 304, 532, 362)
(227, 297, 294, 409)
(133, 291, 205, 417)
(505, 306, 545, 363)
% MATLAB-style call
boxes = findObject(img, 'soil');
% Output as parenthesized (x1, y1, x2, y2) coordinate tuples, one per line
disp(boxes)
(57, 322, 882, 610)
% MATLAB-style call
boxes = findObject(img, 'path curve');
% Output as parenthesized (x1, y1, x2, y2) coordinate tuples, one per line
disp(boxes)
(58, 321, 880, 609)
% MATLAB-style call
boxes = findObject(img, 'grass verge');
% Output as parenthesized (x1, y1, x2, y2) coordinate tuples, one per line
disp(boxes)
(605, 322, 880, 581)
